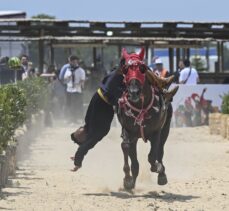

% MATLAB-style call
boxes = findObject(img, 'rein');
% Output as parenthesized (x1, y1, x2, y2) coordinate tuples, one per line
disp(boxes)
(118, 86, 155, 142)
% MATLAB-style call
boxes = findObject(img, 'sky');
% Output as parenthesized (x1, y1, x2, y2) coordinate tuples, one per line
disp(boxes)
(1, 0, 229, 22)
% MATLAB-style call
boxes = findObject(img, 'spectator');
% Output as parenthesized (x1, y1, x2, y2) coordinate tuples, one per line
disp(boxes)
(179, 59, 199, 84)
(174, 60, 185, 84)
(153, 58, 169, 78)
(59, 56, 72, 83)
(27, 62, 36, 78)
(0, 56, 12, 84)
(63, 55, 86, 123)
(20, 55, 30, 80)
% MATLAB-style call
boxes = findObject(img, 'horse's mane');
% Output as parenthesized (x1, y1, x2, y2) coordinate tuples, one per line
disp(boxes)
(145, 65, 169, 91)
(145, 69, 159, 87)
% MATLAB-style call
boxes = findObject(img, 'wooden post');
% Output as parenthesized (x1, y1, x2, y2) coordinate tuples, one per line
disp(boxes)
(50, 40, 54, 66)
(147, 46, 152, 66)
(186, 48, 190, 60)
(168, 48, 174, 73)
(145, 44, 149, 64)
(101, 46, 104, 69)
(221, 41, 224, 72)
(206, 45, 210, 71)
(181, 48, 185, 59)
(38, 31, 44, 73)
(93, 47, 97, 71)
(176, 48, 180, 70)
(217, 41, 222, 73)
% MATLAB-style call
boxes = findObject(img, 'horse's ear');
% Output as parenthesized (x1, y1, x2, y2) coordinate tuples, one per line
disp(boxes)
(122, 48, 129, 60)
(139, 47, 145, 61)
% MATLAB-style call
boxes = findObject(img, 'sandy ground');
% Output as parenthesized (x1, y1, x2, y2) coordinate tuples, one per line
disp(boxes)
(0, 122, 229, 211)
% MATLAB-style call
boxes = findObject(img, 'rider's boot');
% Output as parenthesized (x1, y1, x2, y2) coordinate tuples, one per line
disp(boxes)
(146, 70, 174, 89)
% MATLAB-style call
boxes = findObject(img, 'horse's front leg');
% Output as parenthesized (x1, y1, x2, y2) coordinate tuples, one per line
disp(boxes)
(128, 138, 139, 189)
(121, 129, 134, 190)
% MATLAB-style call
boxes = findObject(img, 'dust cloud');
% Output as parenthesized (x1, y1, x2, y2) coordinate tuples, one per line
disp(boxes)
(1, 119, 229, 211)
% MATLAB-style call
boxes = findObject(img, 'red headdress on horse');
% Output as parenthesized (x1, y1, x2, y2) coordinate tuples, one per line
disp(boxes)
(121, 48, 146, 85)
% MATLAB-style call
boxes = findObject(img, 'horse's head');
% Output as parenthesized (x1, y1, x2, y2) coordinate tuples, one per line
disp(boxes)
(121, 48, 148, 103)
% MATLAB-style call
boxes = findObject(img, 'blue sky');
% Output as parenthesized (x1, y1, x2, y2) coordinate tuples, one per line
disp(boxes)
(1, 0, 229, 22)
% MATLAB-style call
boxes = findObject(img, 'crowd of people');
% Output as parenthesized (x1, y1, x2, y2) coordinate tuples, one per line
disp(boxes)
(0, 55, 36, 84)
(150, 56, 200, 85)
(0, 54, 87, 125)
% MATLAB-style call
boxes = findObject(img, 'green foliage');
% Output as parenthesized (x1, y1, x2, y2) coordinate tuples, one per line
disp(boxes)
(221, 92, 229, 114)
(191, 56, 206, 72)
(31, 14, 55, 19)
(0, 78, 50, 152)
(17, 77, 50, 117)
(8, 57, 21, 69)
(0, 85, 26, 152)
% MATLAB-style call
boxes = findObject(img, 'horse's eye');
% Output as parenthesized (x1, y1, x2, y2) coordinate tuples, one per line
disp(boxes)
(122, 66, 128, 75)
(139, 64, 147, 73)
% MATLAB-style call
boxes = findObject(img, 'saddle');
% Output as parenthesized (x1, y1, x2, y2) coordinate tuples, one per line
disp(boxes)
(71, 126, 87, 145)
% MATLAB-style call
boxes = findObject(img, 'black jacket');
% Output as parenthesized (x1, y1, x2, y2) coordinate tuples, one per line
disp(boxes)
(100, 70, 125, 105)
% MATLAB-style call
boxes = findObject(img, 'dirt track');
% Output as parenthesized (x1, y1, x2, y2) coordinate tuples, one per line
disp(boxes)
(0, 123, 229, 211)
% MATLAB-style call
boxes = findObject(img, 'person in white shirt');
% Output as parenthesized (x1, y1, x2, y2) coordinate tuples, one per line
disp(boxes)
(179, 59, 199, 85)
(20, 55, 30, 80)
(63, 55, 86, 123)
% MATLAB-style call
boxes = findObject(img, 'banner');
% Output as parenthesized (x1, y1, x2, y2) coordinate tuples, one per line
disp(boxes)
(171, 84, 229, 127)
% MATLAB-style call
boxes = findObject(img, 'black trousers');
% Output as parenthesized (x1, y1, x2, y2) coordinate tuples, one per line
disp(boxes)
(74, 92, 114, 167)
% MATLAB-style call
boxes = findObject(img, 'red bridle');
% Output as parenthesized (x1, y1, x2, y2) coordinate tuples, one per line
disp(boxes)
(124, 65, 145, 85)
(119, 48, 157, 142)
(121, 48, 146, 85)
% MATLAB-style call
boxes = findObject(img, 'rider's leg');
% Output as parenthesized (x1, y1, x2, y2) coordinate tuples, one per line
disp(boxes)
(74, 93, 114, 167)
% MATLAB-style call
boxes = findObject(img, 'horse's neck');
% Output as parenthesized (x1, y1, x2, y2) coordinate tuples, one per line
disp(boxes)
(131, 80, 153, 108)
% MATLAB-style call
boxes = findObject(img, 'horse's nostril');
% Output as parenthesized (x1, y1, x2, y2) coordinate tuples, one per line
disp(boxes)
(129, 86, 139, 93)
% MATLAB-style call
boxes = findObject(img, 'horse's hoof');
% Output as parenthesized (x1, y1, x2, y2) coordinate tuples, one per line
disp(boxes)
(123, 177, 135, 190)
(158, 173, 168, 186)
(150, 164, 157, 172)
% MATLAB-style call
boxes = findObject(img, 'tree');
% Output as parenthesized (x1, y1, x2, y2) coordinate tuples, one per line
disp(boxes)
(31, 14, 55, 19)
(191, 55, 206, 72)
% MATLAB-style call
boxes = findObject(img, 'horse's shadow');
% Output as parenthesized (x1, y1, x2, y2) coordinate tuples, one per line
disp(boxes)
(84, 190, 199, 202)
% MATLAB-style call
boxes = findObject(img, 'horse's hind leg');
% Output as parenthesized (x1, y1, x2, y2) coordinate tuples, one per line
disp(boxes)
(148, 131, 162, 173)
(157, 131, 168, 185)
(128, 139, 139, 189)
(157, 104, 173, 185)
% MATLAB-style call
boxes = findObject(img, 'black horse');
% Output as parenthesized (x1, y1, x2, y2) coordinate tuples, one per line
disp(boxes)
(117, 48, 177, 190)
